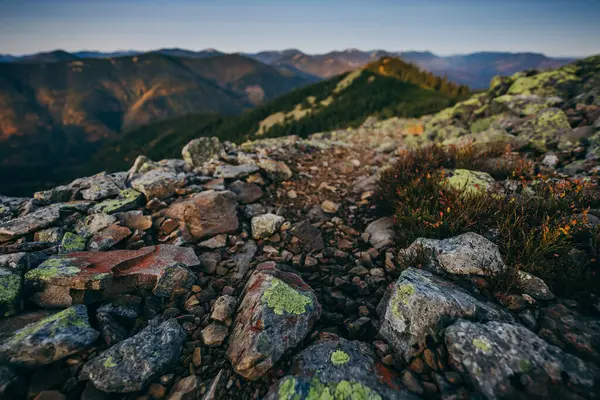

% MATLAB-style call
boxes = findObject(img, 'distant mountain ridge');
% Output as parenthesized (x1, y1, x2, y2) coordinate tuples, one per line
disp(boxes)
(1, 48, 575, 89)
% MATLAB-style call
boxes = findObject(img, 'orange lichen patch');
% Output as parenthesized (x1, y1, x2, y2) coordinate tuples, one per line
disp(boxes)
(405, 124, 424, 135)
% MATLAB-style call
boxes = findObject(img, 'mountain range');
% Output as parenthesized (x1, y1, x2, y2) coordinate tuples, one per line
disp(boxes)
(1, 48, 575, 89)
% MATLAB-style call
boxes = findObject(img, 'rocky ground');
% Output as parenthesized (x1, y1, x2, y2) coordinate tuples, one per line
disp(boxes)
(1, 56, 600, 400)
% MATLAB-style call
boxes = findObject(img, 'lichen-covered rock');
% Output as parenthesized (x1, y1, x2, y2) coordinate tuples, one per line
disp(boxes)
(515, 107, 572, 151)
(87, 224, 131, 251)
(182, 137, 224, 167)
(80, 174, 122, 201)
(251, 213, 285, 240)
(89, 189, 143, 214)
(0, 268, 22, 317)
(75, 214, 118, 238)
(80, 318, 185, 393)
(401, 232, 505, 276)
(506, 66, 581, 97)
(490, 94, 563, 117)
(0, 305, 99, 366)
(377, 268, 514, 362)
(265, 334, 418, 400)
(446, 169, 496, 194)
(446, 320, 598, 399)
(0, 203, 88, 243)
(59, 232, 87, 254)
(153, 263, 195, 297)
(227, 264, 321, 380)
(165, 190, 239, 242)
(130, 170, 185, 200)
(365, 217, 395, 250)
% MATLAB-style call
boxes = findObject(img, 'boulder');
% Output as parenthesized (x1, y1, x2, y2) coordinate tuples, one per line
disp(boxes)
(257, 158, 293, 181)
(265, 333, 418, 400)
(518, 271, 554, 301)
(251, 213, 285, 240)
(446, 320, 598, 399)
(0, 305, 98, 366)
(80, 175, 122, 201)
(75, 214, 118, 238)
(377, 268, 514, 362)
(87, 225, 131, 251)
(81, 318, 185, 393)
(227, 264, 321, 380)
(182, 137, 224, 167)
(165, 191, 239, 242)
(365, 217, 395, 250)
(130, 170, 185, 200)
(401, 232, 505, 276)
(59, 233, 87, 254)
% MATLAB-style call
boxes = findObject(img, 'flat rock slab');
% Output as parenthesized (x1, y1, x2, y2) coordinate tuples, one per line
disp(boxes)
(81, 318, 185, 393)
(446, 320, 598, 399)
(130, 170, 185, 200)
(0, 203, 90, 243)
(377, 268, 514, 362)
(265, 333, 419, 400)
(227, 263, 321, 380)
(25, 245, 199, 293)
(402, 232, 505, 275)
(214, 164, 259, 179)
(166, 190, 239, 242)
(0, 305, 98, 366)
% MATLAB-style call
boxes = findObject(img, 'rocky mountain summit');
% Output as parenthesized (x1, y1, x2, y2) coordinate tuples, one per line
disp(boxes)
(0, 55, 599, 399)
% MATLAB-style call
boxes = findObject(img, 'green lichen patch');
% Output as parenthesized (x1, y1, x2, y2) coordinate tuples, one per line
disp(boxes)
(330, 350, 351, 366)
(60, 232, 87, 253)
(507, 67, 580, 97)
(278, 377, 301, 400)
(472, 338, 492, 353)
(0, 269, 21, 315)
(262, 278, 312, 316)
(446, 169, 494, 195)
(103, 356, 118, 368)
(305, 379, 382, 400)
(519, 359, 532, 373)
(11, 306, 89, 343)
(25, 257, 80, 282)
(392, 283, 416, 319)
(91, 189, 142, 214)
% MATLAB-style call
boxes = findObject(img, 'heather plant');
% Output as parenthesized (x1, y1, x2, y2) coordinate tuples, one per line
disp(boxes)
(377, 144, 600, 297)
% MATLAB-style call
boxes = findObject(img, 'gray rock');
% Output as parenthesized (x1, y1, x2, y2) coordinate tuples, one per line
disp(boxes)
(0, 203, 81, 243)
(228, 181, 263, 204)
(402, 232, 505, 275)
(75, 214, 118, 238)
(541, 154, 560, 168)
(211, 295, 237, 323)
(153, 263, 196, 297)
(0, 305, 99, 366)
(446, 320, 598, 399)
(251, 213, 285, 240)
(131, 170, 185, 200)
(167, 375, 201, 400)
(214, 164, 259, 179)
(365, 217, 395, 250)
(377, 268, 514, 362)
(182, 137, 224, 167)
(257, 158, 293, 181)
(227, 264, 321, 380)
(201, 323, 229, 346)
(290, 221, 324, 251)
(80, 175, 121, 201)
(518, 271, 554, 301)
(80, 318, 185, 393)
(265, 334, 418, 400)
(233, 240, 258, 280)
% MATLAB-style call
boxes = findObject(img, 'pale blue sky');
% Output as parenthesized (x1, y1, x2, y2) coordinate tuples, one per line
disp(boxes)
(1, 0, 598, 57)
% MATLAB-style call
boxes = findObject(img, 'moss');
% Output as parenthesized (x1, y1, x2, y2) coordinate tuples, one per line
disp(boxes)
(472, 338, 492, 353)
(103, 356, 118, 368)
(262, 277, 312, 316)
(330, 350, 351, 366)
(12, 306, 88, 342)
(60, 232, 87, 253)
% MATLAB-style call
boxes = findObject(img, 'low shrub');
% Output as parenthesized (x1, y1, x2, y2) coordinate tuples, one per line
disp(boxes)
(377, 144, 600, 298)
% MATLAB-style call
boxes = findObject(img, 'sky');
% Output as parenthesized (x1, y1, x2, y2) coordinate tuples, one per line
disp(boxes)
(0, 0, 599, 57)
